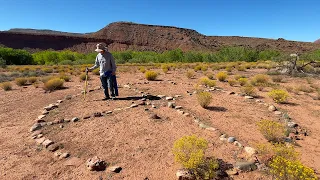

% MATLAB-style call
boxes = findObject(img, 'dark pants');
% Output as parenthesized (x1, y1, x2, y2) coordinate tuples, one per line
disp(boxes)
(100, 76, 114, 98)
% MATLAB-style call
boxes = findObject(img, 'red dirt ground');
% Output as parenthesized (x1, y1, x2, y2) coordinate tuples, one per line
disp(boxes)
(0, 67, 319, 179)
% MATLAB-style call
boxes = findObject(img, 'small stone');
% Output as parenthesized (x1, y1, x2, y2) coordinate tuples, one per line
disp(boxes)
(177, 110, 184, 115)
(220, 137, 227, 141)
(42, 139, 54, 148)
(37, 134, 43, 138)
(64, 119, 70, 123)
(71, 117, 79, 122)
(47, 144, 60, 152)
(268, 105, 277, 111)
(168, 102, 175, 108)
(83, 115, 91, 119)
(105, 111, 112, 114)
(199, 123, 210, 129)
(229, 92, 235, 95)
(165, 96, 173, 101)
(220, 134, 227, 138)
(123, 85, 131, 89)
(288, 122, 298, 128)
(141, 98, 146, 101)
(114, 108, 122, 111)
(30, 123, 42, 132)
(175, 106, 182, 109)
(175, 95, 182, 98)
(57, 100, 63, 103)
(274, 111, 282, 115)
(86, 156, 107, 171)
(150, 114, 161, 119)
(206, 127, 216, 131)
(157, 95, 166, 98)
(244, 147, 257, 157)
(234, 141, 242, 148)
(152, 104, 156, 108)
(47, 122, 53, 126)
(64, 157, 82, 167)
(226, 169, 238, 175)
(235, 161, 257, 171)
(93, 112, 102, 117)
(228, 137, 236, 143)
(176, 169, 194, 179)
(54, 151, 62, 157)
(108, 166, 122, 173)
(35, 137, 46, 145)
(35, 119, 45, 123)
(194, 118, 200, 123)
(130, 104, 138, 108)
(59, 152, 70, 159)
(183, 113, 190, 117)
(245, 96, 254, 99)
(31, 130, 42, 137)
(60, 125, 64, 128)
(42, 110, 49, 115)
(65, 95, 72, 100)
(255, 99, 262, 103)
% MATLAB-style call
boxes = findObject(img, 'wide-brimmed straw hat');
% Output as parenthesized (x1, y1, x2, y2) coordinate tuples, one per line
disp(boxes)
(95, 43, 107, 52)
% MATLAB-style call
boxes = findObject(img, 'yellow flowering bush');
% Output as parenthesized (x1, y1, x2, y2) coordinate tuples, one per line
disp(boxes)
(238, 77, 248, 86)
(197, 91, 212, 108)
(145, 71, 158, 81)
(257, 120, 286, 142)
(269, 156, 317, 180)
(199, 77, 216, 87)
(172, 135, 208, 169)
(216, 71, 228, 82)
(268, 89, 289, 103)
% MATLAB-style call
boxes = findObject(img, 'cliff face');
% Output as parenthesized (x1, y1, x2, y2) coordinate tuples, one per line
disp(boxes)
(1, 22, 319, 53)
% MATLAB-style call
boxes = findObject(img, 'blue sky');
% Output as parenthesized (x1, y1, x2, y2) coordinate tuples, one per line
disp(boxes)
(0, 0, 318, 42)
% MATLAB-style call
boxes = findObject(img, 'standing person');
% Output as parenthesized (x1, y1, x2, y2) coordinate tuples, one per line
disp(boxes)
(87, 43, 117, 100)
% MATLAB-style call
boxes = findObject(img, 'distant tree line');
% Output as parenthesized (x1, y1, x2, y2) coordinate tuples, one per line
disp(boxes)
(0, 46, 319, 66)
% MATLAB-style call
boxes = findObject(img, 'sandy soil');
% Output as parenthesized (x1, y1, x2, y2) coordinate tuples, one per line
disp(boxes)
(0, 68, 319, 180)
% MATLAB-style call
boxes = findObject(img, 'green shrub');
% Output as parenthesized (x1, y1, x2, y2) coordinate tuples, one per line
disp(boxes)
(79, 73, 89, 81)
(194, 65, 202, 72)
(238, 78, 248, 86)
(228, 79, 237, 86)
(1, 82, 12, 91)
(145, 71, 158, 81)
(28, 77, 37, 84)
(257, 120, 285, 142)
(237, 66, 246, 71)
(268, 89, 289, 103)
(15, 77, 27, 86)
(138, 66, 146, 73)
(241, 85, 257, 96)
(42, 68, 53, 73)
(186, 70, 195, 79)
(251, 74, 270, 86)
(199, 77, 216, 87)
(269, 156, 317, 180)
(205, 72, 214, 80)
(197, 91, 212, 108)
(59, 74, 71, 82)
(172, 135, 208, 169)
(234, 74, 246, 81)
(92, 68, 100, 75)
(43, 78, 64, 91)
(216, 71, 228, 82)
(296, 85, 314, 93)
(41, 76, 55, 83)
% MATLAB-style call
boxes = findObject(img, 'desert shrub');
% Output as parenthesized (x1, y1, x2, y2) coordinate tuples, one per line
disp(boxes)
(228, 79, 237, 86)
(296, 85, 314, 93)
(216, 71, 228, 82)
(240, 85, 257, 96)
(225, 66, 233, 72)
(205, 72, 214, 80)
(41, 76, 55, 83)
(138, 66, 146, 73)
(237, 66, 246, 71)
(92, 68, 100, 75)
(162, 65, 169, 74)
(271, 76, 283, 83)
(199, 77, 216, 87)
(197, 91, 212, 108)
(79, 73, 89, 81)
(268, 89, 289, 103)
(43, 78, 64, 91)
(172, 135, 208, 169)
(1, 82, 12, 91)
(59, 74, 71, 82)
(257, 120, 285, 142)
(194, 65, 202, 72)
(28, 77, 37, 84)
(33, 81, 40, 88)
(238, 77, 248, 86)
(186, 70, 195, 79)
(201, 65, 208, 72)
(145, 71, 158, 81)
(0, 57, 6, 68)
(15, 77, 27, 86)
(251, 74, 270, 86)
(256, 143, 299, 164)
(269, 156, 317, 180)
(42, 68, 53, 73)
(234, 74, 246, 81)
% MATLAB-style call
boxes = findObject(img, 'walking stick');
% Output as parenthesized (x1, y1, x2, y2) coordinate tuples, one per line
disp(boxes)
(83, 68, 88, 100)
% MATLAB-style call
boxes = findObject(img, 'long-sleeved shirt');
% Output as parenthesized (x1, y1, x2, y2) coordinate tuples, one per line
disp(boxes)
(89, 51, 116, 76)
